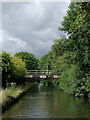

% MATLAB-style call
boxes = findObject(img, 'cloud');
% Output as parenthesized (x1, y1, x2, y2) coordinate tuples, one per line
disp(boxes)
(2, 2, 69, 58)
(2, 30, 27, 54)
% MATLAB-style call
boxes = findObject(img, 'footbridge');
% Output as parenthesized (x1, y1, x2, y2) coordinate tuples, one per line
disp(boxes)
(25, 70, 60, 79)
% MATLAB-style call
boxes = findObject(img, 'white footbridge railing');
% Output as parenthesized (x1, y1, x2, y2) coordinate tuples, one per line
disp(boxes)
(25, 70, 60, 79)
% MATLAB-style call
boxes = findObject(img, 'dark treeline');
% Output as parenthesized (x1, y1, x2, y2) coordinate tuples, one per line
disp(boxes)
(1, 51, 39, 88)
(39, 2, 90, 97)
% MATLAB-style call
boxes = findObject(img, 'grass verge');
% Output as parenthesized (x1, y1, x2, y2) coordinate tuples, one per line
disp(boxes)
(0, 82, 35, 113)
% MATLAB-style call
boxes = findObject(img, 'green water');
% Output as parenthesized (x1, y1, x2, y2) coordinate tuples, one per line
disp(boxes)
(2, 83, 90, 118)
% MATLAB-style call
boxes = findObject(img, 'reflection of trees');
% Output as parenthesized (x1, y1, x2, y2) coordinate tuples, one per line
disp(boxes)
(39, 85, 89, 118)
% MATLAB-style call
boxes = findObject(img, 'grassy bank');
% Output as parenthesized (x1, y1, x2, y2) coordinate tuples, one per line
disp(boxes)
(0, 82, 36, 112)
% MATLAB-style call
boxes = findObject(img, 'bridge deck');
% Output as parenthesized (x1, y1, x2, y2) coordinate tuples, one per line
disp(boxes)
(25, 74, 59, 78)
(25, 70, 60, 78)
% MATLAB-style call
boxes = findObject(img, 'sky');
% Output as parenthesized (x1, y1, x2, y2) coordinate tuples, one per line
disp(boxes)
(2, 1, 70, 59)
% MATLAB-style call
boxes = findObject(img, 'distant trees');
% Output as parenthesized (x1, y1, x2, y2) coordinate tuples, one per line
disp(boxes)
(39, 52, 53, 70)
(15, 51, 39, 70)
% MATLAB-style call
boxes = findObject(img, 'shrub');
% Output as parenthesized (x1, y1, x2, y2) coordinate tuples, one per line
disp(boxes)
(10, 56, 27, 84)
(1, 52, 27, 87)
(75, 74, 90, 97)
(59, 64, 83, 95)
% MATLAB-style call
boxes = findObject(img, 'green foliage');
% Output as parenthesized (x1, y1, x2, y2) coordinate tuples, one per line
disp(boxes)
(10, 56, 27, 84)
(2, 51, 11, 88)
(15, 51, 38, 70)
(51, 79, 60, 87)
(75, 74, 90, 97)
(0, 53, 2, 72)
(40, 2, 89, 97)
(50, 1, 90, 97)
(59, 64, 82, 94)
(2, 51, 11, 73)
(52, 52, 75, 74)
(1, 51, 27, 88)
(51, 36, 67, 59)
(51, 64, 90, 97)
(1, 83, 34, 104)
(0, 53, 2, 88)
(39, 51, 53, 70)
(60, 2, 90, 74)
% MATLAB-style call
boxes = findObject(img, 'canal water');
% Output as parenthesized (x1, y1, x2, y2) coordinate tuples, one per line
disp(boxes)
(2, 83, 90, 118)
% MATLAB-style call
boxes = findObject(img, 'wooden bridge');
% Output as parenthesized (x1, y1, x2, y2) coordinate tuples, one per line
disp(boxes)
(25, 70, 60, 78)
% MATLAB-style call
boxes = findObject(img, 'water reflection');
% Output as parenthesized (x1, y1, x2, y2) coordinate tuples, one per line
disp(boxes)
(2, 83, 90, 118)
(38, 83, 42, 92)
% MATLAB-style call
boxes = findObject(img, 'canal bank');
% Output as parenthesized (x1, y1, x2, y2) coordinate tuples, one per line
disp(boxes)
(1, 82, 36, 113)
(2, 83, 90, 118)
(42, 77, 90, 98)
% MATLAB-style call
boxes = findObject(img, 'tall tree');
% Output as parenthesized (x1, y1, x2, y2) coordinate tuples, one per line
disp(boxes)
(51, 36, 67, 59)
(59, 2, 90, 74)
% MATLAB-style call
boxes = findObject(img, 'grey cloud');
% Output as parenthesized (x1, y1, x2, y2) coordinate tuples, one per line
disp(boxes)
(2, 2, 69, 58)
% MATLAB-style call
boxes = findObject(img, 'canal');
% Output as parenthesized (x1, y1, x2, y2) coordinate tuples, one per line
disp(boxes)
(2, 83, 90, 118)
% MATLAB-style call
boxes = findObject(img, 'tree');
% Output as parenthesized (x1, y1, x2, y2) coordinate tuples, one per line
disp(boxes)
(51, 36, 67, 59)
(59, 2, 90, 74)
(36, 58, 40, 70)
(1, 51, 27, 87)
(2, 51, 11, 88)
(15, 51, 38, 70)
(52, 51, 75, 74)
(39, 52, 53, 70)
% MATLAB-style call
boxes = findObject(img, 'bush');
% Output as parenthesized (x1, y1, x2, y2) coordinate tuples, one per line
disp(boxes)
(59, 64, 83, 95)
(1, 52, 27, 88)
(10, 56, 27, 84)
(75, 74, 90, 97)
(57, 64, 90, 97)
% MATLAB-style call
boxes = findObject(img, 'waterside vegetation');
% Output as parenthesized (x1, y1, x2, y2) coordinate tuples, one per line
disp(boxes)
(1, 83, 35, 112)
(39, 2, 90, 97)
(0, 51, 39, 111)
